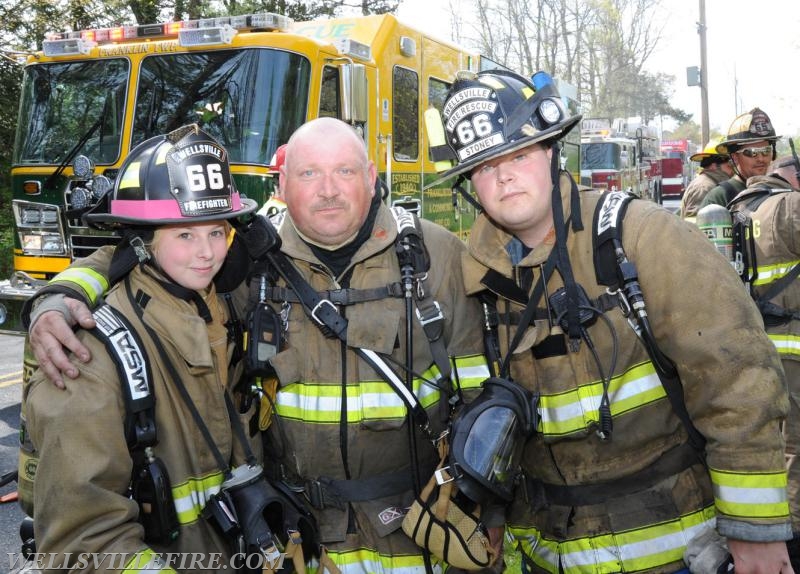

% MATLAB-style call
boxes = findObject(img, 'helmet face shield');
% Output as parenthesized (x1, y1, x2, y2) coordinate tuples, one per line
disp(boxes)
(461, 403, 524, 494)
(450, 377, 537, 504)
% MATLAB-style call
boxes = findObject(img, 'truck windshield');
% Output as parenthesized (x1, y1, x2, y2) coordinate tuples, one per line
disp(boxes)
(133, 48, 310, 165)
(582, 142, 622, 170)
(13, 59, 129, 165)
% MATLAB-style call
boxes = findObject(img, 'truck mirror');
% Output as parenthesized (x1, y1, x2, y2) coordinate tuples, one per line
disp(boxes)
(340, 63, 368, 123)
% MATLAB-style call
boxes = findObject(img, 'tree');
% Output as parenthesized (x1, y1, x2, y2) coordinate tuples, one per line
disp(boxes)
(456, 0, 689, 126)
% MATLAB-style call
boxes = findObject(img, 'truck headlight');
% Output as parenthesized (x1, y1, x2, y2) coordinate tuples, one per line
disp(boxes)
(20, 232, 65, 254)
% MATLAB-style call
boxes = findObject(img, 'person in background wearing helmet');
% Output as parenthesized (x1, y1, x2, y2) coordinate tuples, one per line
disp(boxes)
(699, 107, 780, 210)
(433, 70, 793, 573)
(679, 137, 734, 221)
(22, 117, 491, 573)
(728, 153, 800, 570)
(256, 143, 288, 227)
(23, 125, 262, 572)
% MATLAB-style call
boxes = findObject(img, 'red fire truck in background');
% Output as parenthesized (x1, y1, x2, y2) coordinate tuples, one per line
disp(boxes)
(580, 118, 662, 202)
(660, 139, 693, 199)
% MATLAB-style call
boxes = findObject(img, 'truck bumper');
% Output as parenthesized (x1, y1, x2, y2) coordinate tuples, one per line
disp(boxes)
(0, 273, 46, 335)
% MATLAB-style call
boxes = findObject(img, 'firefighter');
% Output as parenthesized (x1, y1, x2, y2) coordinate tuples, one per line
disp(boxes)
(699, 107, 780, 210)
(24, 125, 265, 572)
(24, 118, 490, 573)
(433, 70, 793, 573)
(257, 143, 288, 227)
(679, 137, 734, 221)
(728, 154, 800, 569)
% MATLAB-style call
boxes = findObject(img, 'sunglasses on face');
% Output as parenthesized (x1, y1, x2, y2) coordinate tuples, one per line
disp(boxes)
(737, 146, 773, 158)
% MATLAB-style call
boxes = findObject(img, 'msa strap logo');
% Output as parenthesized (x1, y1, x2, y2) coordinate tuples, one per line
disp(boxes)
(94, 305, 150, 401)
(597, 191, 628, 236)
(391, 205, 416, 234)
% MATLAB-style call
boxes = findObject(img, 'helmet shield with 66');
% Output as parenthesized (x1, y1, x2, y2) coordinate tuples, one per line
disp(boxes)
(433, 69, 582, 181)
(716, 108, 779, 155)
(84, 124, 257, 228)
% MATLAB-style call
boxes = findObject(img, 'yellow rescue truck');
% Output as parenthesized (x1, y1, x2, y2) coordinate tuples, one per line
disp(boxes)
(1, 11, 579, 332)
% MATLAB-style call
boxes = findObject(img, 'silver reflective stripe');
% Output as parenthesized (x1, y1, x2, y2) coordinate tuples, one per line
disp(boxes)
(716, 484, 787, 504)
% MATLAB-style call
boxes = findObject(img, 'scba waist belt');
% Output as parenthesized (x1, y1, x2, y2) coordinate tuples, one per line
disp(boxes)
(304, 468, 417, 510)
(526, 442, 703, 507)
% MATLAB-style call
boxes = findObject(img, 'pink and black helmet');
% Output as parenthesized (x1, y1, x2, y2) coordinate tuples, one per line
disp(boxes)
(84, 124, 257, 227)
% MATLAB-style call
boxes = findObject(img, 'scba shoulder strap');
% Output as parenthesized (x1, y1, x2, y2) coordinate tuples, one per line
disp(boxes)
(731, 187, 800, 324)
(88, 303, 181, 546)
(258, 206, 452, 400)
(90, 303, 156, 451)
(592, 191, 706, 454)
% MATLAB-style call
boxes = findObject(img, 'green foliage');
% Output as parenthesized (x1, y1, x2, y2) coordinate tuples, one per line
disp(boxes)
(0, 187, 12, 280)
(0, 55, 21, 280)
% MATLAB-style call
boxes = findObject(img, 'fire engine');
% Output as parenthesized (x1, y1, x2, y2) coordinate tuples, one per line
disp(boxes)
(0, 11, 500, 332)
(580, 118, 660, 202)
(660, 139, 693, 199)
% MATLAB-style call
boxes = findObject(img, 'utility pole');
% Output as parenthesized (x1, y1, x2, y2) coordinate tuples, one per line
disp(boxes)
(698, 0, 709, 147)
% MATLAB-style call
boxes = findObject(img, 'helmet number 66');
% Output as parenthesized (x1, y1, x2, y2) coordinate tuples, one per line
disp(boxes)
(186, 163, 225, 191)
(455, 114, 493, 145)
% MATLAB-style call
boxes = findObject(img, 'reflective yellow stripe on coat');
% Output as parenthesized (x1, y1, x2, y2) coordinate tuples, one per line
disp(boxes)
(752, 259, 800, 287)
(276, 356, 489, 423)
(49, 266, 109, 305)
(171, 471, 225, 524)
(538, 361, 665, 437)
(709, 467, 790, 519)
(510, 506, 716, 574)
(122, 548, 178, 573)
(770, 334, 800, 357)
(451, 353, 490, 392)
(314, 546, 441, 574)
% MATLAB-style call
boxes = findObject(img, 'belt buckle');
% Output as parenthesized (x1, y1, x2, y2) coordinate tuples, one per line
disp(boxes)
(306, 479, 325, 510)
(434, 466, 454, 485)
(311, 299, 338, 326)
(416, 301, 443, 326)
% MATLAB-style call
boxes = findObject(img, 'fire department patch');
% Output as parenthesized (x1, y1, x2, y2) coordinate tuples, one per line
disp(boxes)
(749, 109, 773, 137)
(378, 506, 407, 525)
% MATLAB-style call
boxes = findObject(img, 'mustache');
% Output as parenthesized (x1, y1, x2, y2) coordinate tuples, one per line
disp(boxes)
(311, 199, 347, 211)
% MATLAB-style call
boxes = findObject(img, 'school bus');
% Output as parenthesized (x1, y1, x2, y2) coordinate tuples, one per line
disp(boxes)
(0, 11, 580, 332)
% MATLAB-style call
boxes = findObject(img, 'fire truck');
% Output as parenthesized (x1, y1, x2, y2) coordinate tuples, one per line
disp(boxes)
(660, 139, 692, 199)
(580, 118, 661, 202)
(0, 11, 509, 332)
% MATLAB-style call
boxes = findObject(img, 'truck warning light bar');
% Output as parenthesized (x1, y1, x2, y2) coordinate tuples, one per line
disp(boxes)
(42, 12, 292, 56)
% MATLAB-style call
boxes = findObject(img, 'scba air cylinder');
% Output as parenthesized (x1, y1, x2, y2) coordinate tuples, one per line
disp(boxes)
(697, 204, 734, 262)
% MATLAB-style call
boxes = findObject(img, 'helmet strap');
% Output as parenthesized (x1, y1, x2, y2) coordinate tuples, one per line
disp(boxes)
(548, 150, 583, 351)
(109, 229, 153, 285)
(130, 235, 150, 263)
(452, 174, 483, 213)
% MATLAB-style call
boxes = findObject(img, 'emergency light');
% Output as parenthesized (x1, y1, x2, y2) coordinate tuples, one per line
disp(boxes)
(333, 38, 372, 61)
(41, 12, 292, 55)
(179, 25, 237, 47)
(42, 38, 96, 57)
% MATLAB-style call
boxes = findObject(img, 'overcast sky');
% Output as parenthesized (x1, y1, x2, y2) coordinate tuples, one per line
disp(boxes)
(396, 0, 800, 138)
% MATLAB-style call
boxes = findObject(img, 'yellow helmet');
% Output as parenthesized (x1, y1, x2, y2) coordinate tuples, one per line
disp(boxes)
(690, 137, 727, 162)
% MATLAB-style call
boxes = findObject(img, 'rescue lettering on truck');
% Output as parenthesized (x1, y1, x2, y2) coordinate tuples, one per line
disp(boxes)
(1, 12, 484, 333)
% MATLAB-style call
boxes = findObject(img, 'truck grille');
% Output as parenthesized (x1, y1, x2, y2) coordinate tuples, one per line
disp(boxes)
(70, 233, 118, 260)
(64, 174, 120, 260)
